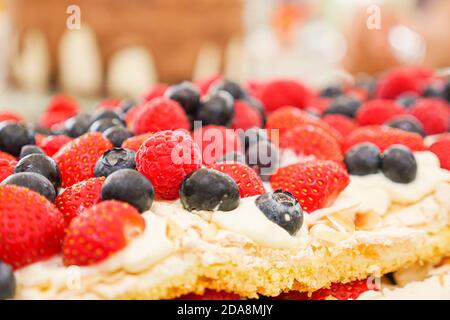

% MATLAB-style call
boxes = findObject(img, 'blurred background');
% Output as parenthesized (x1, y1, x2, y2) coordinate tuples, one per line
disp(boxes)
(0, 0, 449, 120)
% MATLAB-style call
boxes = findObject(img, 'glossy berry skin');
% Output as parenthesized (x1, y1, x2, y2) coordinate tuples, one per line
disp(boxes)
(15, 153, 61, 189)
(0, 261, 15, 300)
(55, 177, 105, 224)
(381, 145, 417, 183)
(319, 85, 343, 98)
(63, 201, 145, 266)
(53, 132, 112, 187)
(0, 184, 65, 269)
(103, 126, 134, 148)
(101, 169, 154, 213)
(211, 161, 265, 198)
(62, 114, 91, 138)
(255, 190, 303, 235)
(0, 121, 35, 157)
(197, 91, 235, 126)
(19, 145, 45, 159)
(421, 84, 442, 98)
(94, 148, 136, 177)
(1, 172, 57, 202)
(164, 81, 201, 116)
(89, 118, 123, 133)
(89, 108, 123, 125)
(385, 115, 425, 136)
(136, 130, 201, 200)
(180, 168, 240, 212)
(396, 93, 418, 109)
(209, 79, 246, 100)
(344, 143, 381, 176)
(323, 95, 361, 118)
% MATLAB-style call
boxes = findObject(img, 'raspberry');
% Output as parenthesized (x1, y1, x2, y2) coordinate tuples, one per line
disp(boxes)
(322, 114, 357, 137)
(356, 100, 405, 126)
(39, 135, 72, 156)
(231, 100, 263, 130)
(141, 84, 168, 102)
(409, 99, 449, 135)
(192, 125, 243, 166)
(39, 95, 79, 128)
(133, 98, 190, 134)
(136, 130, 202, 200)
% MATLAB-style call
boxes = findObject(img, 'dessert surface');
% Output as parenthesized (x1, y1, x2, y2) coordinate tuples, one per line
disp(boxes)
(1, 67, 450, 300)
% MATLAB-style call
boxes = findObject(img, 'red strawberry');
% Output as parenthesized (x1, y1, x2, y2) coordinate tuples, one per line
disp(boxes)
(409, 99, 449, 135)
(277, 279, 375, 300)
(56, 177, 105, 224)
(178, 290, 240, 300)
(266, 106, 342, 144)
(0, 150, 15, 161)
(136, 130, 202, 200)
(429, 135, 450, 170)
(141, 84, 168, 102)
(280, 125, 343, 163)
(39, 135, 72, 156)
(63, 201, 145, 266)
(322, 114, 357, 137)
(256, 79, 315, 112)
(124, 105, 141, 129)
(231, 100, 263, 130)
(376, 66, 433, 99)
(270, 160, 349, 212)
(133, 98, 190, 134)
(308, 97, 331, 113)
(194, 74, 222, 95)
(34, 133, 46, 147)
(211, 162, 265, 198)
(121, 132, 154, 152)
(0, 159, 16, 183)
(0, 184, 65, 269)
(192, 125, 243, 166)
(356, 99, 405, 126)
(0, 111, 24, 123)
(53, 132, 112, 187)
(343, 126, 426, 152)
(97, 99, 121, 109)
(39, 95, 79, 128)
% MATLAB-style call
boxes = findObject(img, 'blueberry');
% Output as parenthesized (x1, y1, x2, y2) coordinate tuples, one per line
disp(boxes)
(179, 168, 240, 212)
(0, 121, 35, 157)
(319, 85, 342, 98)
(385, 115, 425, 136)
(27, 124, 52, 136)
(396, 93, 418, 109)
(89, 118, 123, 133)
(165, 81, 201, 116)
(1, 172, 56, 201)
(344, 142, 381, 176)
(94, 148, 136, 177)
(0, 261, 15, 300)
(19, 145, 45, 159)
(216, 151, 247, 164)
(209, 79, 247, 100)
(197, 91, 235, 126)
(246, 139, 279, 180)
(101, 169, 154, 213)
(381, 145, 417, 183)
(443, 80, 450, 103)
(14, 153, 61, 189)
(103, 126, 134, 147)
(421, 83, 442, 98)
(255, 190, 303, 235)
(241, 128, 269, 151)
(63, 114, 91, 138)
(119, 99, 136, 114)
(323, 95, 361, 118)
(90, 108, 123, 124)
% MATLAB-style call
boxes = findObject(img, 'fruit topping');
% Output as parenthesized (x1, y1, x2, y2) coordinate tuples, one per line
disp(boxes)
(381, 145, 417, 183)
(344, 142, 382, 176)
(103, 126, 134, 147)
(197, 91, 235, 127)
(0, 261, 15, 300)
(164, 81, 201, 116)
(179, 168, 240, 212)
(255, 190, 303, 235)
(94, 148, 136, 178)
(1, 172, 56, 202)
(0, 121, 35, 157)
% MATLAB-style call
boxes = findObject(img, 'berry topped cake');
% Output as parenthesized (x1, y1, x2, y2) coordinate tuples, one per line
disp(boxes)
(1, 68, 450, 300)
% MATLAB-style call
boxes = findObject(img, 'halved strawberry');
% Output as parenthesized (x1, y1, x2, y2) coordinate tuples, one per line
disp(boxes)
(53, 132, 112, 187)
(178, 290, 240, 300)
(277, 279, 375, 300)
(63, 200, 145, 266)
(211, 162, 265, 198)
(0, 184, 66, 269)
(270, 160, 349, 212)
(280, 124, 343, 162)
(343, 126, 426, 152)
(55, 177, 105, 225)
